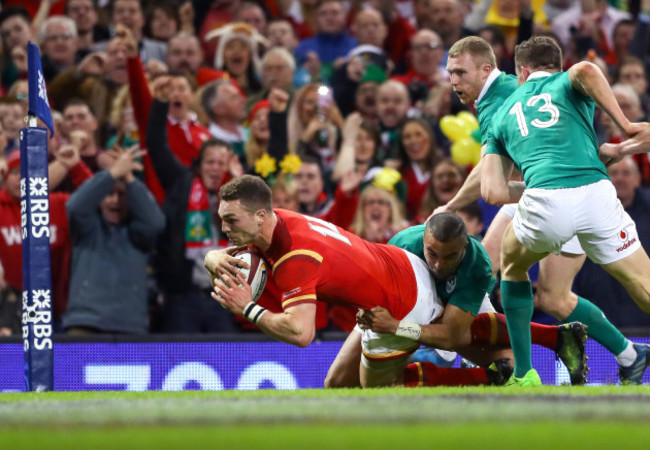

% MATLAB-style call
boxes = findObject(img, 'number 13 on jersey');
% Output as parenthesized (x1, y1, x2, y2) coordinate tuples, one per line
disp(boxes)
(509, 93, 560, 137)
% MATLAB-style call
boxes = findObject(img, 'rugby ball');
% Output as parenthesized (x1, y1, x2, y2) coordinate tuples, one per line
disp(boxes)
(233, 247, 268, 302)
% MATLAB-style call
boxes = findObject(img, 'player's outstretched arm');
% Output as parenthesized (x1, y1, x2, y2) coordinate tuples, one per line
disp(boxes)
(357, 306, 472, 350)
(480, 154, 521, 205)
(568, 61, 640, 136)
(212, 272, 317, 347)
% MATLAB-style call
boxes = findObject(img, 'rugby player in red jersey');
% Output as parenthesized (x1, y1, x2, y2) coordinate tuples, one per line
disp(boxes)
(205, 174, 449, 387)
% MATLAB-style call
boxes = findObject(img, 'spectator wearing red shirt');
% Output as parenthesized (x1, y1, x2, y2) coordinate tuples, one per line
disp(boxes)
(391, 29, 447, 99)
(123, 28, 213, 204)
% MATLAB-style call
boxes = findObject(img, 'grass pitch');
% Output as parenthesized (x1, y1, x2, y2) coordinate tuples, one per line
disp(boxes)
(1, 386, 650, 449)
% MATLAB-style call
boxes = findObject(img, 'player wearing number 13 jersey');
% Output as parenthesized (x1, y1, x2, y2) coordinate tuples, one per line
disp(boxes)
(486, 71, 608, 190)
(206, 175, 443, 387)
(482, 36, 650, 385)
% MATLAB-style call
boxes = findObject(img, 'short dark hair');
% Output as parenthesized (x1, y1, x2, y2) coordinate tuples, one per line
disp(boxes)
(197, 137, 232, 167)
(298, 151, 324, 176)
(239, 1, 271, 20)
(316, 0, 342, 10)
(514, 36, 563, 73)
(478, 25, 506, 50)
(220, 175, 273, 213)
(458, 201, 483, 223)
(110, 0, 143, 16)
(0, 6, 31, 28)
(425, 212, 467, 243)
(144, 1, 180, 40)
(64, 0, 99, 15)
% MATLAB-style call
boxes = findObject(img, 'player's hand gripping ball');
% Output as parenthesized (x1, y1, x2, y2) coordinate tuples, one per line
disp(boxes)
(232, 247, 268, 302)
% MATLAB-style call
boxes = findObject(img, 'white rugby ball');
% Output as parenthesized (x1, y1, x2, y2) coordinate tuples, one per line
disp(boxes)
(233, 248, 268, 302)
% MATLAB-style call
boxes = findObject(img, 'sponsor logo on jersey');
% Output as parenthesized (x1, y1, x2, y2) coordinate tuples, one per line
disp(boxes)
(616, 227, 637, 253)
(282, 287, 302, 299)
(616, 237, 637, 253)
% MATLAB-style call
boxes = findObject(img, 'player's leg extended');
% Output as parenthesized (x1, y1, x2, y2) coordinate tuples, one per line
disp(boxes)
(324, 329, 361, 388)
(539, 252, 631, 376)
(501, 222, 547, 379)
(599, 247, 650, 384)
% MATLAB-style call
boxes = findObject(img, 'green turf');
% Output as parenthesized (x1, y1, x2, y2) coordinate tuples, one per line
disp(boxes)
(2, 387, 650, 449)
(2, 423, 650, 450)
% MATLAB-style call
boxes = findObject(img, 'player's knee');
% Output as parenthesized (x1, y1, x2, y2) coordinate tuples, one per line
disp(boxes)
(323, 372, 337, 388)
(324, 369, 360, 388)
(500, 259, 525, 280)
(534, 290, 577, 320)
(534, 291, 563, 318)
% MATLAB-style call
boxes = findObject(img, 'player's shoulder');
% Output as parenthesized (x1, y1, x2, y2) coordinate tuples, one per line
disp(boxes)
(464, 235, 492, 274)
(498, 72, 519, 91)
(389, 224, 426, 245)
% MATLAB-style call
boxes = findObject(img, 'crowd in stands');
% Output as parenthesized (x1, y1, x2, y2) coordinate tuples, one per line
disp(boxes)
(1, 0, 650, 335)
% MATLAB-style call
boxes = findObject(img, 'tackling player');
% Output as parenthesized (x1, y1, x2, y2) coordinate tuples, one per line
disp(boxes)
(329, 213, 587, 388)
(436, 36, 650, 385)
(482, 36, 650, 385)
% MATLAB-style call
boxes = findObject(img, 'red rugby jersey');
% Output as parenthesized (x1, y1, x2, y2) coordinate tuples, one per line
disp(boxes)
(262, 209, 418, 320)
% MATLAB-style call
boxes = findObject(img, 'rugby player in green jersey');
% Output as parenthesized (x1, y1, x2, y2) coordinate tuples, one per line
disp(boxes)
(438, 36, 650, 386)
(482, 36, 650, 385)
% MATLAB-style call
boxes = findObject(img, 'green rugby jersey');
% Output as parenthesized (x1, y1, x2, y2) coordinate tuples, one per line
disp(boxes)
(485, 71, 608, 189)
(389, 225, 492, 316)
(475, 70, 519, 144)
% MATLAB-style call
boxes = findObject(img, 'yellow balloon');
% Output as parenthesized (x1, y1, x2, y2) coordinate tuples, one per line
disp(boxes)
(451, 137, 482, 166)
(456, 111, 479, 131)
(439, 115, 467, 142)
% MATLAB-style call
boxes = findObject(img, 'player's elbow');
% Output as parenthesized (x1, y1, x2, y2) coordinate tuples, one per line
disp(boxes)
(287, 323, 315, 348)
(570, 61, 600, 87)
(294, 329, 315, 348)
(481, 182, 507, 206)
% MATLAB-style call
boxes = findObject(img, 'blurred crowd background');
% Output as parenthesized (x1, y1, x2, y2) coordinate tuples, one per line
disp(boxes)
(1, 0, 650, 336)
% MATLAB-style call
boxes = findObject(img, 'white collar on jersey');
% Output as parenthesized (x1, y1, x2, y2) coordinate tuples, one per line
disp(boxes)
(527, 71, 554, 80)
(475, 68, 502, 105)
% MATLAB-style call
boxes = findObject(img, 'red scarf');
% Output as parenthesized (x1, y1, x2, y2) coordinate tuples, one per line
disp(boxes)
(185, 176, 214, 255)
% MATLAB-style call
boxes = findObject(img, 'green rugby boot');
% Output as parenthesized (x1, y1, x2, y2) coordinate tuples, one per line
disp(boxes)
(556, 322, 588, 385)
(505, 368, 542, 387)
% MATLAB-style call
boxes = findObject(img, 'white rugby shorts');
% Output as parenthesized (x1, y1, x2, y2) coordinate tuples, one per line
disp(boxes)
(359, 250, 444, 369)
(512, 180, 639, 264)
(500, 204, 584, 255)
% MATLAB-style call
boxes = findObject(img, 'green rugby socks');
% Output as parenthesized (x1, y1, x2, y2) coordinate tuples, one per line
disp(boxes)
(501, 280, 534, 378)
